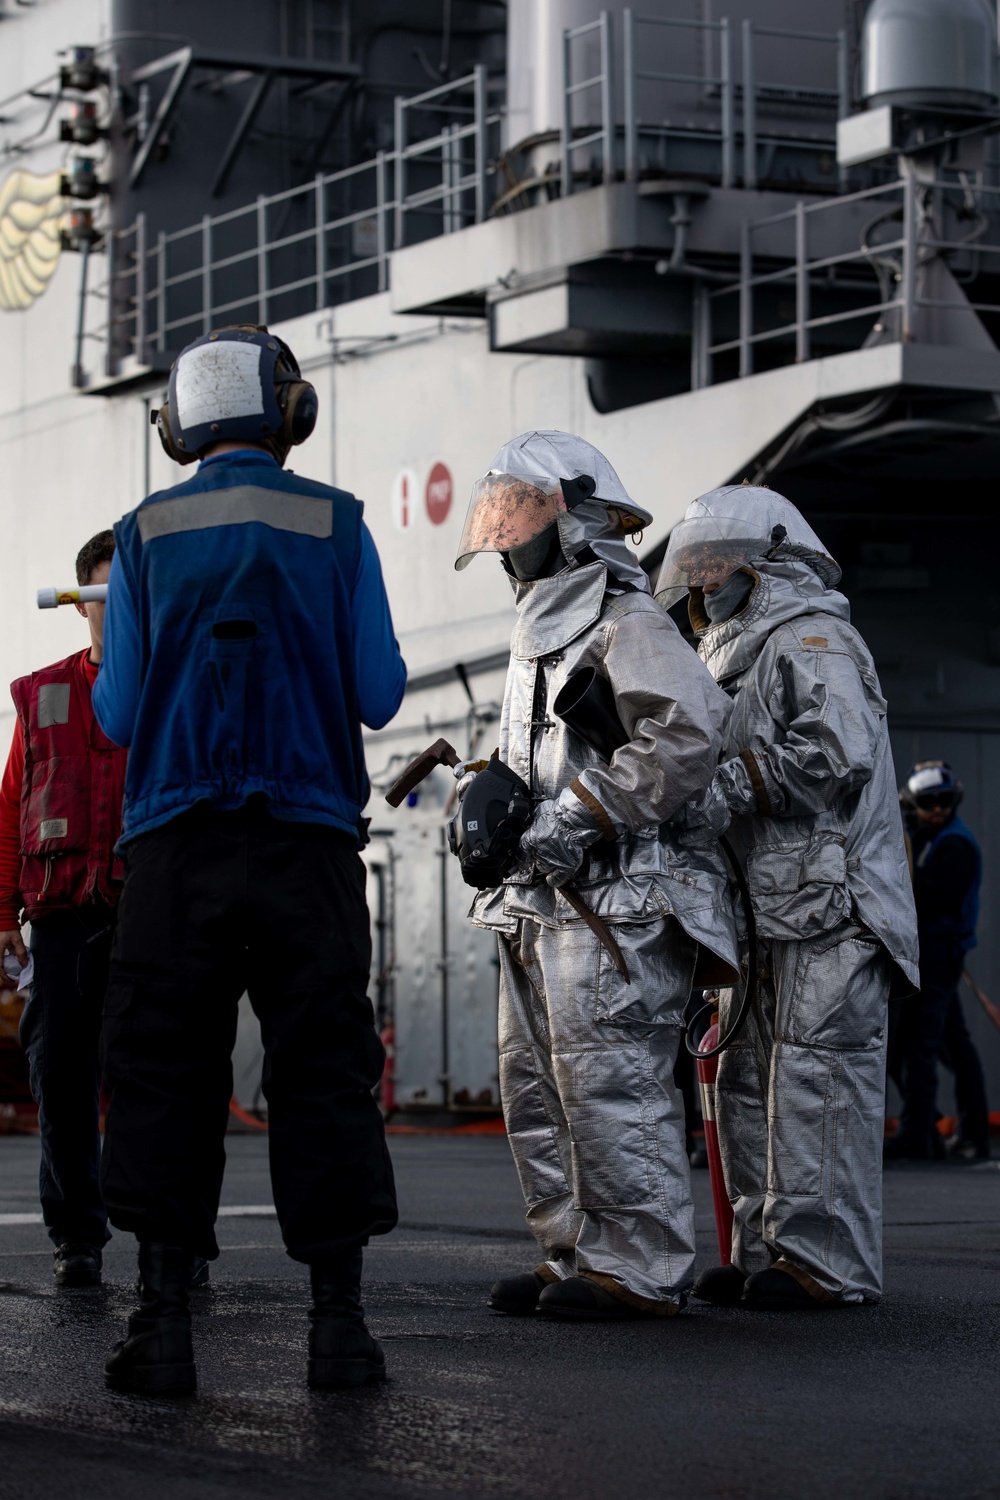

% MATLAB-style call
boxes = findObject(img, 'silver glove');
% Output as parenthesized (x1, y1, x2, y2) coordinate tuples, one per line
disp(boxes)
(520, 786, 605, 888)
(676, 758, 756, 847)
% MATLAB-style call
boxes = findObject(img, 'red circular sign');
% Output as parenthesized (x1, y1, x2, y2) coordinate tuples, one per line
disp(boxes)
(425, 462, 453, 526)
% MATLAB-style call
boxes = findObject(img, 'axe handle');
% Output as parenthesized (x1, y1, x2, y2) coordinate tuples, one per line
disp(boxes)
(385, 738, 461, 808)
(561, 887, 631, 984)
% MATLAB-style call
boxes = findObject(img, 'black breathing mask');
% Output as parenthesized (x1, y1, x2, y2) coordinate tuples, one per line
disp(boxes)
(448, 756, 532, 888)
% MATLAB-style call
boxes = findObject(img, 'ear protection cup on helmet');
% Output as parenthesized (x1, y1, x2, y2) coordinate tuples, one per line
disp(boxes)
(282, 378, 319, 448)
(271, 335, 318, 460)
(151, 400, 196, 465)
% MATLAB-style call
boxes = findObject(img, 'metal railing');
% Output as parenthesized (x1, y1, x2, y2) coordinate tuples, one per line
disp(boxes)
(79, 70, 501, 383)
(566, 8, 846, 195)
(77, 12, 859, 385)
(622, 10, 735, 188)
(561, 12, 617, 193)
(701, 173, 1000, 384)
(740, 21, 849, 192)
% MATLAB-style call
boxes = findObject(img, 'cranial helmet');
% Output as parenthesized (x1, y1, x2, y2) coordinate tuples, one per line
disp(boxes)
(455, 430, 653, 588)
(654, 484, 841, 609)
(154, 324, 318, 467)
(900, 761, 963, 813)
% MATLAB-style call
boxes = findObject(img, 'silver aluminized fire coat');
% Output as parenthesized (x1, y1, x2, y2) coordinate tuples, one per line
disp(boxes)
(471, 553, 739, 1304)
(676, 492, 918, 1300)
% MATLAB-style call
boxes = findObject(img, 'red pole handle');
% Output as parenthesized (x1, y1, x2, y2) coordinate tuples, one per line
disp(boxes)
(696, 1021, 734, 1266)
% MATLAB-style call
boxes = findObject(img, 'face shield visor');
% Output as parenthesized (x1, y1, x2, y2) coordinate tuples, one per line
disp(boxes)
(455, 473, 570, 571)
(654, 514, 769, 610)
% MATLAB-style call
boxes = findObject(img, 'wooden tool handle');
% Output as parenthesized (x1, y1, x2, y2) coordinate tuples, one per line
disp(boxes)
(385, 738, 461, 808)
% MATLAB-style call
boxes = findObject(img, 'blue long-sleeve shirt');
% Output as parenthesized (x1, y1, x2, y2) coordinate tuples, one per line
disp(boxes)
(94, 450, 406, 844)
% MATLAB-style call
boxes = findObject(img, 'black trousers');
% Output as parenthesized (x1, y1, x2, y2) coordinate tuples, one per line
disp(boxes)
(100, 803, 397, 1263)
(19, 904, 114, 1247)
(895, 942, 989, 1154)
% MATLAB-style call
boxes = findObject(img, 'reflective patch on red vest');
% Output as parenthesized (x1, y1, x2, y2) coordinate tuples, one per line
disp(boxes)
(37, 683, 70, 728)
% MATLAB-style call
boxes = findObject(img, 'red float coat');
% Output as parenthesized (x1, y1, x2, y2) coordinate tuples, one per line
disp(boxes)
(0, 651, 126, 925)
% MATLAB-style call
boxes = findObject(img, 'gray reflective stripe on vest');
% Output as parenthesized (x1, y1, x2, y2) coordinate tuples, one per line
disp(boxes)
(37, 683, 70, 728)
(136, 486, 333, 543)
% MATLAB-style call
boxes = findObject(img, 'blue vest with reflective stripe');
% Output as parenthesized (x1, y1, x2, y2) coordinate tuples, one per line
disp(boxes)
(114, 455, 366, 843)
(917, 815, 981, 953)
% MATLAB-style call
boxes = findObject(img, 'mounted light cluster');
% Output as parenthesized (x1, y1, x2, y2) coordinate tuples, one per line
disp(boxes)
(57, 46, 109, 252)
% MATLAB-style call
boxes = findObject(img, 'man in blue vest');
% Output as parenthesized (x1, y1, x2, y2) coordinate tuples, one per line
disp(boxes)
(92, 325, 406, 1395)
(886, 762, 989, 1161)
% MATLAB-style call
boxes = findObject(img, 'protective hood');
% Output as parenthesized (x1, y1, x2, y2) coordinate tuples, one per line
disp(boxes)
(655, 485, 841, 610)
(694, 556, 852, 685)
(457, 430, 652, 592)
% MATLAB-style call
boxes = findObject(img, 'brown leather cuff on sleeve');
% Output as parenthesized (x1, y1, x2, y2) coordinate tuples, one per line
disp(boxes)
(569, 778, 618, 842)
(738, 748, 773, 816)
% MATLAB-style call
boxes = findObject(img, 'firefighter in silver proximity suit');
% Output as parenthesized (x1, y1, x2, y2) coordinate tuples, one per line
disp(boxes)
(457, 431, 739, 1321)
(656, 486, 918, 1310)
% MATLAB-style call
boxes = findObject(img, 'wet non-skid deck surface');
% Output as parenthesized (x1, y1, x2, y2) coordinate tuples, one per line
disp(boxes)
(0, 1133, 997, 1500)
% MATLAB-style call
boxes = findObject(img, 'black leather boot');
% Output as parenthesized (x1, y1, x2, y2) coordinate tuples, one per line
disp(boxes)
(691, 1264, 747, 1306)
(487, 1269, 550, 1315)
(105, 1244, 197, 1396)
(308, 1251, 385, 1390)
(53, 1242, 103, 1288)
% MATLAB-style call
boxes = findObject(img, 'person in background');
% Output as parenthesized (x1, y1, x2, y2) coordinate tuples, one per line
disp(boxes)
(0, 532, 125, 1287)
(93, 324, 405, 1396)
(887, 762, 989, 1162)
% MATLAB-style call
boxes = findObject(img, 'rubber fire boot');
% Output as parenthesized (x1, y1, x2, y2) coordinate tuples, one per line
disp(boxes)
(538, 1275, 674, 1321)
(105, 1243, 197, 1395)
(487, 1269, 551, 1315)
(308, 1251, 386, 1390)
(691, 1264, 747, 1306)
(742, 1262, 835, 1310)
(53, 1242, 103, 1288)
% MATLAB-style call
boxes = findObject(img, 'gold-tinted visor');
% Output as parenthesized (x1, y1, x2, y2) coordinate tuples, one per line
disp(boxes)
(654, 516, 766, 608)
(455, 473, 568, 571)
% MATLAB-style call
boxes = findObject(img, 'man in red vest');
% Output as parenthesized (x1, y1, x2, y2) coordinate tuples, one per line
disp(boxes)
(0, 530, 126, 1287)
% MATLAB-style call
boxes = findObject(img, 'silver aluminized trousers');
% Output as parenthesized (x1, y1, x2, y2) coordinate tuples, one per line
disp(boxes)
(498, 915, 698, 1306)
(716, 921, 891, 1301)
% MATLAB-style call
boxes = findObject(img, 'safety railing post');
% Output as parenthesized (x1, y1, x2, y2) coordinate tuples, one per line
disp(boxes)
(134, 212, 147, 364)
(837, 29, 850, 191)
(376, 150, 388, 292)
(623, 8, 637, 181)
(739, 217, 753, 376)
(742, 19, 756, 190)
(561, 24, 573, 196)
(474, 63, 487, 222)
(256, 194, 268, 324)
(201, 214, 212, 334)
(156, 230, 166, 354)
(315, 172, 326, 311)
(901, 170, 916, 342)
(720, 18, 734, 189)
(394, 94, 406, 247)
(600, 9, 615, 184)
(795, 199, 810, 362)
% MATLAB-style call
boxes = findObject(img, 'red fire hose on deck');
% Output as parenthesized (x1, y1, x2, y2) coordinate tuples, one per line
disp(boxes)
(697, 1019, 734, 1265)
